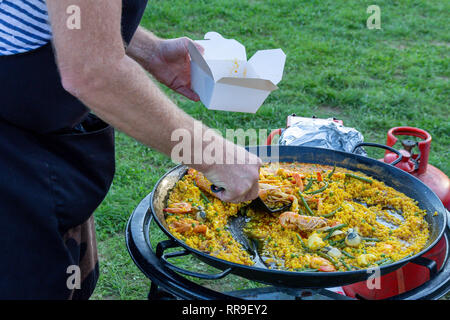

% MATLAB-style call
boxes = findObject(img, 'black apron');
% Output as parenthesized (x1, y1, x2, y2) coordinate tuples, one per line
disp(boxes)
(0, 0, 148, 299)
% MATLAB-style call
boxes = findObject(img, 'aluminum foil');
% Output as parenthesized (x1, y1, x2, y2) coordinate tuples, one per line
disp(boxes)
(278, 117, 367, 156)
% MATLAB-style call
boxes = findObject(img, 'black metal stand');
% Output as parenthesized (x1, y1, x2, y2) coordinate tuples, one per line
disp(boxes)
(127, 193, 450, 300)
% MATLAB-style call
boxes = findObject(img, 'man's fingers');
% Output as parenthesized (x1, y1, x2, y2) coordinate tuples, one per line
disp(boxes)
(243, 182, 260, 202)
(216, 179, 259, 204)
(181, 37, 204, 55)
(176, 86, 200, 101)
(194, 42, 205, 55)
(230, 183, 260, 203)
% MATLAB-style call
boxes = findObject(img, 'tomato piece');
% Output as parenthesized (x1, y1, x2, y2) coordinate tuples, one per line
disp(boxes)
(316, 172, 323, 182)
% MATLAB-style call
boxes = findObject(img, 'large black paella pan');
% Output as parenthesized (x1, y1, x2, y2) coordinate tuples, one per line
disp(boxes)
(142, 145, 447, 288)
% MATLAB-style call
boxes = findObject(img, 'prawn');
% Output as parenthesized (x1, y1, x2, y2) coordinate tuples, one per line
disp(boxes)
(187, 168, 217, 197)
(169, 220, 192, 233)
(258, 183, 292, 205)
(380, 243, 394, 254)
(310, 256, 336, 272)
(169, 218, 208, 235)
(292, 172, 304, 191)
(279, 212, 328, 231)
(163, 202, 192, 214)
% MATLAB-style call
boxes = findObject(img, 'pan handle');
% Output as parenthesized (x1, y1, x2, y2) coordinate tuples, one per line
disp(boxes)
(409, 256, 438, 278)
(352, 142, 403, 166)
(156, 240, 233, 280)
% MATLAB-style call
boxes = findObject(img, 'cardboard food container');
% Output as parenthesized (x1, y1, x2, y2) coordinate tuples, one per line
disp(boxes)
(188, 32, 286, 113)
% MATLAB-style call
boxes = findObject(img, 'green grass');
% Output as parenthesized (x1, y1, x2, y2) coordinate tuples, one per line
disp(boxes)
(91, 0, 449, 300)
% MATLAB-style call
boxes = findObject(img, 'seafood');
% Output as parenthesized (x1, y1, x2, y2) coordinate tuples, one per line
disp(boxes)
(307, 232, 326, 250)
(163, 202, 192, 214)
(279, 212, 328, 232)
(292, 172, 304, 191)
(311, 256, 336, 272)
(187, 168, 217, 197)
(169, 218, 208, 234)
(258, 183, 293, 209)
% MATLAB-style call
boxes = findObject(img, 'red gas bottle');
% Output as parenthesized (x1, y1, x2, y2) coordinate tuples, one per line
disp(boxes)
(381, 127, 450, 210)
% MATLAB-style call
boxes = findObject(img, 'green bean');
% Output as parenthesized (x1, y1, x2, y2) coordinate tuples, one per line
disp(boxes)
(299, 192, 315, 216)
(379, 258, 394, 266)
(304, 181, 329, 195)
(324, 223, 347, 241)
(200, 191, 211, 204)
(317, 252, 340, 270)
(335, 241, 347, 249)
(361, 237, 380, 242)
(303, 178, 314, 192)
(373, 258, 390, 265)
(193, 180, 212, 204)
(322, 206, 342, 218)
(296, 234, 310, 252)
(339, 258, 352, 271)
(296, 268, 319, 272)
(327, 164, 336, 179)
(345, 173, 373, 184)
(329, 238, 345, 246)
(341, 250, 355, 259)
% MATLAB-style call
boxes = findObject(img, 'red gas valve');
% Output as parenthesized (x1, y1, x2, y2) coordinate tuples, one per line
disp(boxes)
(382, 127, 450, 210)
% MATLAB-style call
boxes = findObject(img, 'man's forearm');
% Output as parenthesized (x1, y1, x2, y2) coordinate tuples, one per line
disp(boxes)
(66, 52, 217, 171)
(126, 27, 161, 72)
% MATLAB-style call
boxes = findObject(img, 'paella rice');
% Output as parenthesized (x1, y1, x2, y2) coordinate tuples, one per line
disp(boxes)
(163, 163, 430, 272)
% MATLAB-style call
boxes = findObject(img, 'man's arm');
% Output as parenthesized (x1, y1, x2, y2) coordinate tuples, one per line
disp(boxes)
(125, 27, 161, 69)
(46, 0, 260, 203)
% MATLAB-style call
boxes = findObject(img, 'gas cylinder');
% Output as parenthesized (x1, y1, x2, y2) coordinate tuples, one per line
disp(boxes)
(379, 127, 450, 210)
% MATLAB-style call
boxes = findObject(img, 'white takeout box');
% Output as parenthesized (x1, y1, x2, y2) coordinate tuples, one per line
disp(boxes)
(188, 32, 286, 113)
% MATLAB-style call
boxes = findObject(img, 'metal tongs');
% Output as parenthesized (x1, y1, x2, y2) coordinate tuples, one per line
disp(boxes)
(210, 185, 291, 214)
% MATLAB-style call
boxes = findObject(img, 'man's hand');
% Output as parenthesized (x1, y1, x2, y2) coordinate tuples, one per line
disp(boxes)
(127, 28, 203, 101)
(204, 163, 261, 203)
(152, 37, 203, 101)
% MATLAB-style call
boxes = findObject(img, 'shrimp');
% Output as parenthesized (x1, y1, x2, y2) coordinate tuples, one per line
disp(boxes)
(289, 195, 299, 212)
(380, 243, 394, 254)
(279, 212, 328, 231)
(163, 202, 192, 214)
(187, 168, 217, 197)
(193, 224, 208, 234)
(169, 220, 192, 233)
(310, 257, 336, 272)
(305, 197, 323, 214)
(169, 218, 208, 235)
(292, 172, 304, 191)
(259, 183, 292, 205)
(276, 167, 304, 179)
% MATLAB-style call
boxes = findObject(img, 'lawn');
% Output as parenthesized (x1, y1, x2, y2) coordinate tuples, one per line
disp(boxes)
(91, 0, 449, 300)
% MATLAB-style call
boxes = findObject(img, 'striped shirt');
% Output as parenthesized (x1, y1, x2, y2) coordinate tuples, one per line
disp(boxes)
(0, 0, 52, 56)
